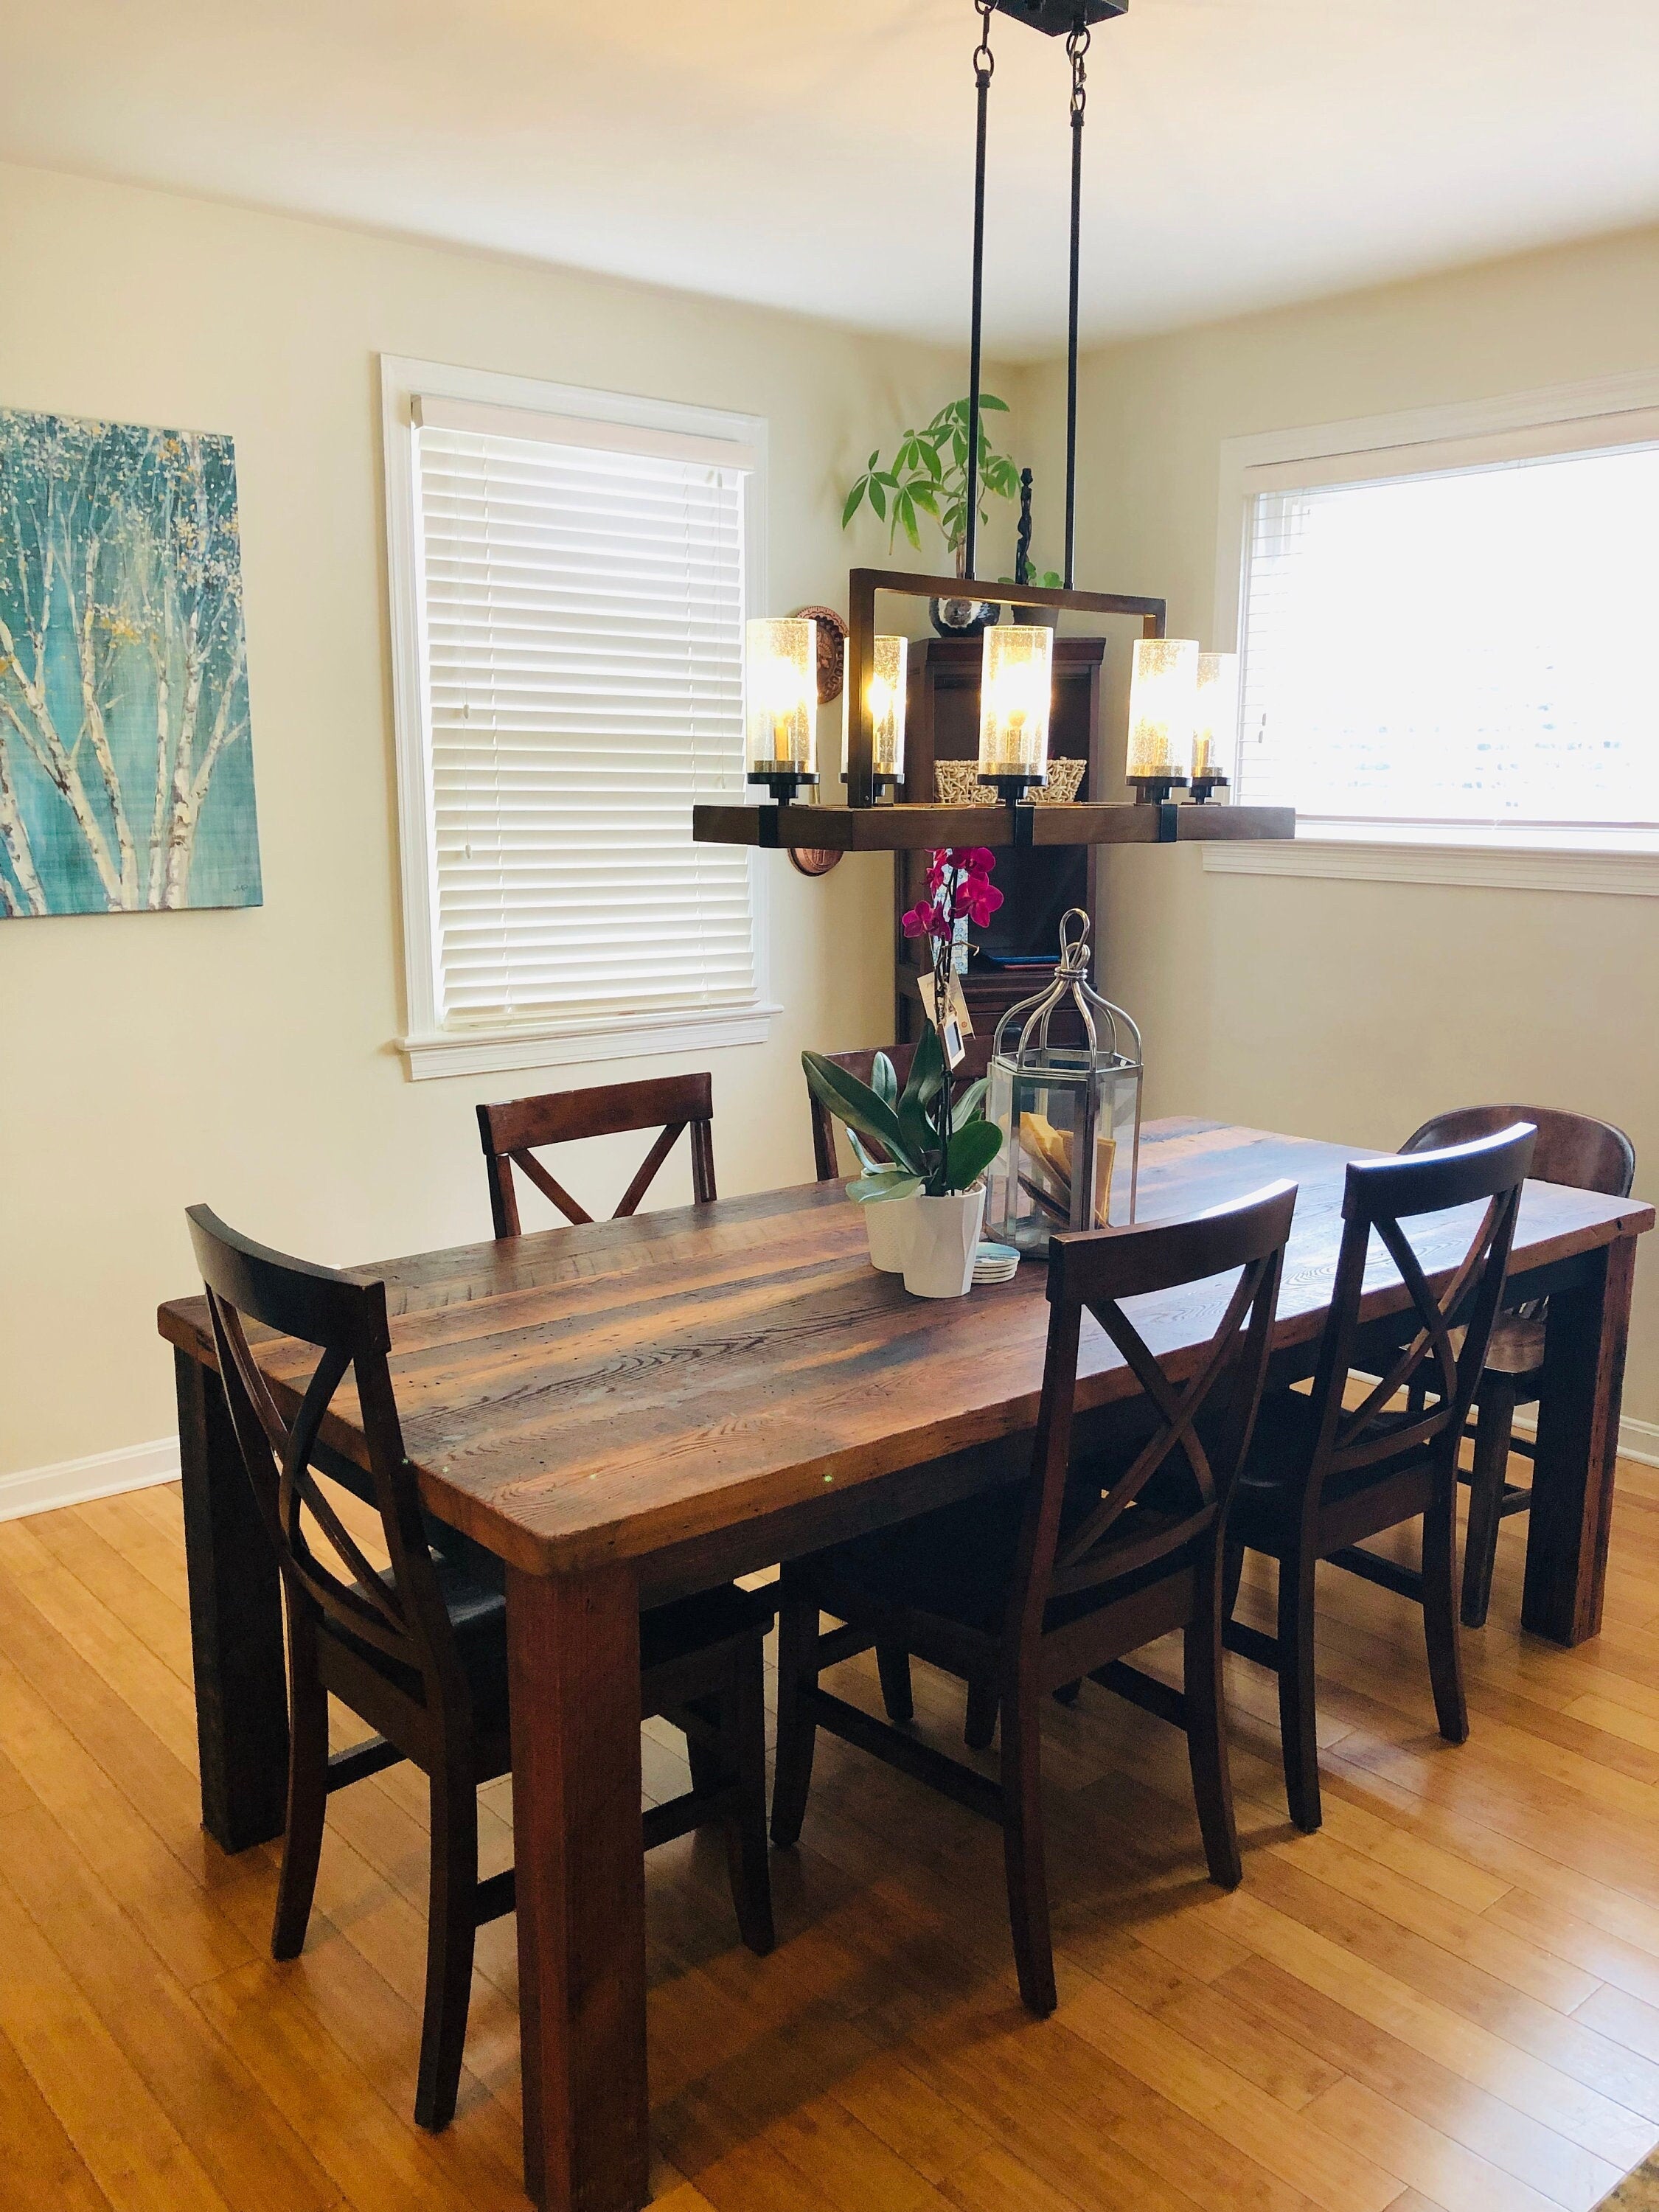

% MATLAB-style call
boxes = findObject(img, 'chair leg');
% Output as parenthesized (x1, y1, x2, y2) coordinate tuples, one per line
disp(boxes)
(876, 1641, 914, 1723)
(271, 1613, 328, 1963)
(999, 1677, 1056, 2017)
(1222, 1539, 1245, 1624)
(1276, 1548, 1323, 1834)
(964, 1675, 998, 1750)
(721, 1639, 775, 1956)
(769, 1573, 819, 1848)
(414, 1764, 479, 2133)
(1183, 1551, 1242, 1890)
(1422, 1466, 1470, 1747)
(1461, 1377, 1516, 1631)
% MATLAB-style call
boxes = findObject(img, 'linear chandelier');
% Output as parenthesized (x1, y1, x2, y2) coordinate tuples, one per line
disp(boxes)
(692, 0, 1292, 857)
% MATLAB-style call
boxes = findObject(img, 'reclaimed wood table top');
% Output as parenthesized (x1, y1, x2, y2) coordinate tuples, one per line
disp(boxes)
(156, 1117, 1652, 1580)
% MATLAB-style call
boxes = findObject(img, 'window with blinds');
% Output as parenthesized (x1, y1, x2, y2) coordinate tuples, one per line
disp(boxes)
(1234, 438, 1659, 838)
(402, 384, 761, 1048)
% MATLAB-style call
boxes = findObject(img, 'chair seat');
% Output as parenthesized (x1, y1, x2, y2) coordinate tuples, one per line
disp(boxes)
(1231, 1389, 1433, 1553)
(335, 1557, 771, 1721)
(1484, 1311, 1545, 1377)
(808, 1484, 1198, 1638)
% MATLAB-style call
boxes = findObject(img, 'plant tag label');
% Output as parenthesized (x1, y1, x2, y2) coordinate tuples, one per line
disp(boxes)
(919, 972, 973, 1045)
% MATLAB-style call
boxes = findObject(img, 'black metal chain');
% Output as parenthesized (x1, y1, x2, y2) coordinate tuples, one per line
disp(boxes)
(1063, 14, 1091, 588)
(963, 0, 996, 585)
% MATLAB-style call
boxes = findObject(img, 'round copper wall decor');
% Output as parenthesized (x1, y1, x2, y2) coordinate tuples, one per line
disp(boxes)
(787, 846, 843, 877)
(795, 605, 849, 703)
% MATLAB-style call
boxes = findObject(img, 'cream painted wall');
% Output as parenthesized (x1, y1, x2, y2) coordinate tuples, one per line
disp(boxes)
(1015, 224, 1659, 1423)
(0, 161, 1016, 1478)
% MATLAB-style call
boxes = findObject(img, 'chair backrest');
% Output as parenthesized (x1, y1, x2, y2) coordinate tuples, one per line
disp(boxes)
(1012, 1180, 1299, 1644)
(1301, 1124, 1536, 1517)
(808, 1037, 995, 1181)
(186, 1205, 465, 1713)
(1403, 1102, 1633, 1198)
(477, 1072, 717, 1237)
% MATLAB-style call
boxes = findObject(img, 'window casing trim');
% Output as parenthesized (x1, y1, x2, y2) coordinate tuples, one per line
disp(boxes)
(1209, 369, 1659, 893)
(380, 353, 773, 1079)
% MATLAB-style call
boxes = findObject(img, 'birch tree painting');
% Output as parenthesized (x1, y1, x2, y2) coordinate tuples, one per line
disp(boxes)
(0, 407, 261, 917)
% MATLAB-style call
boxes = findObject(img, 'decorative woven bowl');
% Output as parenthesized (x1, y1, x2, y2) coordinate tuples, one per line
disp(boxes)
(933, 757, 1085, 807)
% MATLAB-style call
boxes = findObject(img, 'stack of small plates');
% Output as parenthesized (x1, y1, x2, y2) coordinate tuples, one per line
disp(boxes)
(973, 1241, 1020, 1286)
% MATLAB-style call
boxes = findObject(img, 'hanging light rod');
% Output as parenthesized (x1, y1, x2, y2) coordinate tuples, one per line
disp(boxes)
(692, 0, 1293, 860)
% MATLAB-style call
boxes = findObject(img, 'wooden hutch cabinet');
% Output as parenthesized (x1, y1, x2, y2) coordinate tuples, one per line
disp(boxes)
(894, 633, 1107, 1044)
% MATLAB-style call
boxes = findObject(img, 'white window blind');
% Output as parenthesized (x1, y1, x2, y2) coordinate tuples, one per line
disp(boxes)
(412, 411, 757, 1032)
(1235, 440, 1659, 835)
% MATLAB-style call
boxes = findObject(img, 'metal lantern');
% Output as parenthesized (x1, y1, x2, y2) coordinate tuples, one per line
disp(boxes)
(984, 909, 1143, 1254)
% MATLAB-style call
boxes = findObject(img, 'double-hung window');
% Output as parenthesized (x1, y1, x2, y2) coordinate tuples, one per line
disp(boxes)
(383, 356, 774, 1077)
(1211, 376, 1659, 891)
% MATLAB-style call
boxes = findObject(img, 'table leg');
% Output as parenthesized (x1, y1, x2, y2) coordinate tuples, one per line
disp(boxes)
(175, 1349, 289, 1851)
(1523, 1232, 1638, 1647)
(507, 1562, 648, 2212)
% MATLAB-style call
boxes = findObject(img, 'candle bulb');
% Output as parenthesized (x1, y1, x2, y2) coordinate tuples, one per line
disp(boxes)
(1190, 650, 1237, 799)
(843, 633, 908, 791)
(1125, 636, 1198, 800)
(745, 617, 818, 799)
(976, 623, 1053, 799)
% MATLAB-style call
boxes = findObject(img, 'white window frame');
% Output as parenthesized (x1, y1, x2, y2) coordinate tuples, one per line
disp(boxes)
(1205, 368, 1659, 897)
(380, 353, 778, 1080)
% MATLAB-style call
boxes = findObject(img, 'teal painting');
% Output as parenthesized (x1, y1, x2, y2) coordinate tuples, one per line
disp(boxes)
(0, 407, 260, 917)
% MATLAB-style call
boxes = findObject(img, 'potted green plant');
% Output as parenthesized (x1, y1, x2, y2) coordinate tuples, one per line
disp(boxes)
(802, 1028, 1003, 1295)
(802, 849, 1006, 1297)
(841, 396, 1020, 636)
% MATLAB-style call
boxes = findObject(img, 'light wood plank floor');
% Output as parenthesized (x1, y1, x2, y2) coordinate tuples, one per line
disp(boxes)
(3, 1458, 1659, 2212)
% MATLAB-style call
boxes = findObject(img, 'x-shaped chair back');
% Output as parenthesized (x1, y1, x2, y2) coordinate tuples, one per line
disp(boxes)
(1012, 1180, 1298, 1646)
(478, 1073, 717, 1236)
(187, 1205, 465, 1715)
(1301, 1124, 1536, 1519)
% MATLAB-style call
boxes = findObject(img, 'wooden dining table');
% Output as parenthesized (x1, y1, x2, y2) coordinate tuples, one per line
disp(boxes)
(156, 1116, 1652, 2212)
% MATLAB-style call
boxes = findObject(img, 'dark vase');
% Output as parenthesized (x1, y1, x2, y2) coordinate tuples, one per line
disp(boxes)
(929, 593, 1002, 639)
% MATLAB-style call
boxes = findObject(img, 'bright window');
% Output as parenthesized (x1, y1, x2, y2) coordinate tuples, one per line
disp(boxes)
(382, 358, 773, 1079)
(1237, 444, 1659, 838)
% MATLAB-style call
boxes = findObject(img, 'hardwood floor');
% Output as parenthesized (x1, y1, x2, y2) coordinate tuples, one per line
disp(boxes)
(2, 1461, 1659, 2211)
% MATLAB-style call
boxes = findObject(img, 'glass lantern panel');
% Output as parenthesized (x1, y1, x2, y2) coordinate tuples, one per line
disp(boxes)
(985, 1050, 1142, 1255)
(746, 617, 816, 774)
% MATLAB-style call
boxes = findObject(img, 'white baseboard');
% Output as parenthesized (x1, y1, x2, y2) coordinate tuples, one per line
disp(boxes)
(1498, 1405, 1659, 1470)
(0, 1436, 181, 1524)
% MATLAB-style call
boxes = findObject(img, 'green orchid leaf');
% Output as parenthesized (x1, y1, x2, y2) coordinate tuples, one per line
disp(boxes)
(946, 1117, 1004, 1192)
(801, 1051, 917, 1169)
(844, 1127, 881, 1175)
(897, 1088, 939, 1178)
(871, 1051, 899, 1108)
(847, 1172, 922, 1203)
(902, 1020, 947, 1113)
(953, 1077, 989, 1125)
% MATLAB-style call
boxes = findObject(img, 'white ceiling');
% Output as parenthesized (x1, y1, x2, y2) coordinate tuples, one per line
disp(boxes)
(7, 1, 1659, 358)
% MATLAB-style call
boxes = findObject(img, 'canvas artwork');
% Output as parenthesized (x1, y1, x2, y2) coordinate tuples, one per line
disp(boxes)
(0, 406, 261, 917)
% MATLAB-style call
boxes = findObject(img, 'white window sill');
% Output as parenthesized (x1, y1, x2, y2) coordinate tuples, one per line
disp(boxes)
(397, 1002, 781, 1082)
(1202, 824, 1659, 897)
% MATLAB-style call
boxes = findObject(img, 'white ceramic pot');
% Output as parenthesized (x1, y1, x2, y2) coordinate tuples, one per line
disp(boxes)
(902, 1187, 987, 1299)
(862, 1193, 918, 1274)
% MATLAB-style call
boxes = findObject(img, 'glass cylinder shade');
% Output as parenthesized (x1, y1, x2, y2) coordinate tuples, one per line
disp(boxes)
(843, 633, 908, 783)
(745, 617, 817, 776)
(977, 623, 1053, 782)
(1126, 636, 1199, 780)
(1192, 650, 1239, 780)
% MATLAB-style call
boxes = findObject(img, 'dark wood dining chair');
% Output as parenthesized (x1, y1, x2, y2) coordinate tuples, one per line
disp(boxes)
(187, 1204, 773, 2137)
(770, 1180, 1298, 2017)
(1222, 1124, 1535, 1834)
(478, 1071, 716, 1236)
(807, 1038, 994, 1183)
(1399, 1104, 1636, 1627)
